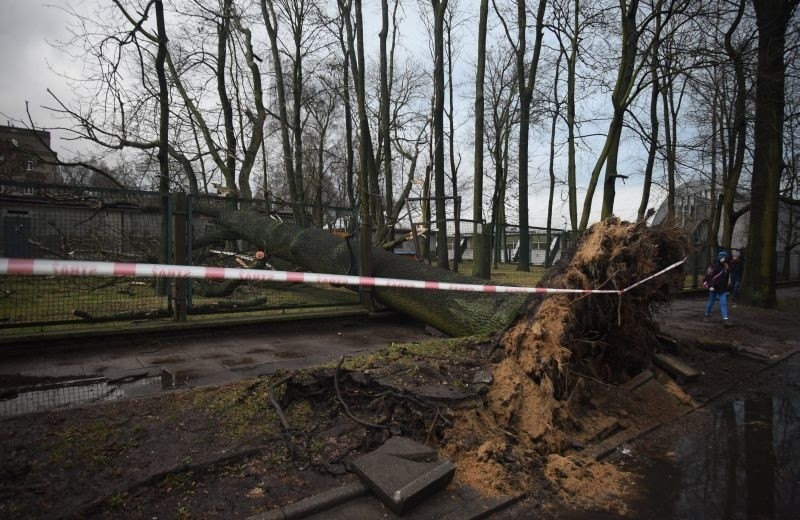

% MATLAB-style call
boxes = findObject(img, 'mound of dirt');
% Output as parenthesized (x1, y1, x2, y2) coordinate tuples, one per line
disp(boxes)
(441, 217, 690, 499)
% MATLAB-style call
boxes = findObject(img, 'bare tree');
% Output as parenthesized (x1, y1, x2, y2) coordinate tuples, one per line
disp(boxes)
(494, 0, 547, 271)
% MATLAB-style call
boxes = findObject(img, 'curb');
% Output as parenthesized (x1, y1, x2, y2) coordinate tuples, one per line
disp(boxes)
(0, 308, 384, 354)
(247, 482, 368, 520)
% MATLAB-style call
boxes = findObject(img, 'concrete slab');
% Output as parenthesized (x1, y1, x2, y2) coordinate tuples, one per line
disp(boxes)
(248, 482, 368, 520)
(350, 437, 455, 515)
(622, 369, 654, 391)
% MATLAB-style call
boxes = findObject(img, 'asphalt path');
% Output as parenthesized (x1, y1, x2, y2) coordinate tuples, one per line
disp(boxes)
(0, 313, 433, 411)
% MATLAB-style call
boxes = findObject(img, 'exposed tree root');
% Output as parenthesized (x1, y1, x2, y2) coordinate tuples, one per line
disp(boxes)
(442, 217, 691, 496)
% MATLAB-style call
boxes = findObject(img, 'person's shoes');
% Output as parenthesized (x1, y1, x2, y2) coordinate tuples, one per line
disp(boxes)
(723, 319, 733, 328)
(704, 315, 710, 322)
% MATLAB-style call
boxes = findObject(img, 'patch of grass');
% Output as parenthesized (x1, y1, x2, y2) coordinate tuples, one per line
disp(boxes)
(309, 438, 325, 456)
(457, 260, 547, 287)
(107, 492, 127, 509)
(176, 505, 192, 520)
(162, 472, 193, 493)
(187, 380, 278, 440)
(49, 421, 121, 467)
(286, 400, 314, 428)
(221, 462, 248, 479)
(0, 275, 360, 332)
(333, 336, 484, 372)
(264, 452, 288, 467)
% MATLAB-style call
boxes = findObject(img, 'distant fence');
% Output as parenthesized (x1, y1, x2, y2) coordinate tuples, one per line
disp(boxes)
(395, 209, 577, 287)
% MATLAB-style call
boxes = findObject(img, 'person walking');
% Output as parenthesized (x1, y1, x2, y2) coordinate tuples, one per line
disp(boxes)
(703, 251, 732, 326)
(728, 249, 744, 300)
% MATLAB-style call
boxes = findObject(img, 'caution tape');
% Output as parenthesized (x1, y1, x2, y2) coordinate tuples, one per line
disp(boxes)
(0, 257, 685, 296)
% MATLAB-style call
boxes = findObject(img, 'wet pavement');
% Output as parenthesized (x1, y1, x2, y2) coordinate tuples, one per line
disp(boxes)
(0, 312, 433, 417)
(501, 346, 800, 520)
(611, 352, 800, 520)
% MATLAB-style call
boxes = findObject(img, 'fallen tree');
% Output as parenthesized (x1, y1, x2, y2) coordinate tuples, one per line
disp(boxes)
(211, 211, 528, 336)
(211, 208, 693, 490)
(208, 211, 693, 499)
(211, 209, 688, 344)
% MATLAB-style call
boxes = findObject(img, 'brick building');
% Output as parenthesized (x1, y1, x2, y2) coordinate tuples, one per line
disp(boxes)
(0, 125, 59, 183)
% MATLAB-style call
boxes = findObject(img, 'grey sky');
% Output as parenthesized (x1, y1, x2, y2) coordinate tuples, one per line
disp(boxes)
(0, 0, 660, 225)
(0, 0, 87, 156)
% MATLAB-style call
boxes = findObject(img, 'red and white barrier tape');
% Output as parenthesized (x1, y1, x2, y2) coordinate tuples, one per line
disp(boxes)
(0, 257, 685, 296)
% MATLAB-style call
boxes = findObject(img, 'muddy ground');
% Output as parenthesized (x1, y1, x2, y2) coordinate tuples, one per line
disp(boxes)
(1, 287, 799, 519)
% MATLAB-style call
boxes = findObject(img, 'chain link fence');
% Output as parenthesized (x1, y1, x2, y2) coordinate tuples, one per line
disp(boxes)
(0, 181, 361, 332)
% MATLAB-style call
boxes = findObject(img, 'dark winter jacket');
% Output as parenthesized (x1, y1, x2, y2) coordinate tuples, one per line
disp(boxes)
(703, 261, 730, 293)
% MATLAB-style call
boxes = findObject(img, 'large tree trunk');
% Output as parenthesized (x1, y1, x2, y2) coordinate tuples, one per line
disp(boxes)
(214, 212, 527, 336)
(432, 0, 449, 270)
(721, 0, 748, 249)
(473, 0, 489, 275)
(262, 0, 299, 217)
(744, 0, 797, 307)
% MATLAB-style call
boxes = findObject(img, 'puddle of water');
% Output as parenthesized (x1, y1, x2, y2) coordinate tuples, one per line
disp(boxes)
(0, 368, 196, 418)
(617, 394, 800, 519)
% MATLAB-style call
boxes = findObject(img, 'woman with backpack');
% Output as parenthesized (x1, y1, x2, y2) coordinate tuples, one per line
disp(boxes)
(703, 251, 732, 326)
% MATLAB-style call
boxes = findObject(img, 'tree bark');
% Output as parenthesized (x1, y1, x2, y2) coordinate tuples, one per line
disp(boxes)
(600, 0, 640, 220)
(638, 41, 659, 220)
(473, 0, 489, 276)
(262, 0, 300, 218)
(514, 0, 547, 271)
(744, 0, 798, 307)
(566, 0, 579, 231)
(721, 0, 748, 249)
(155, 0, 170, 298)
(432, 0, 450, 270)
(379, 0, 393, 240)
(217, 0, 237, 193)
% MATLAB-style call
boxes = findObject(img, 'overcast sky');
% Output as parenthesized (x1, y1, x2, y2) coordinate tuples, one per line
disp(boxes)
(0, 0, 96, 158)
(0, 0, 662, 225)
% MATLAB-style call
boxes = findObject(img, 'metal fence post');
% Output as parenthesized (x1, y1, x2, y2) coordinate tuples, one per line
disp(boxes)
(172, 192, 188, 321)
(186, 194, 193, 310)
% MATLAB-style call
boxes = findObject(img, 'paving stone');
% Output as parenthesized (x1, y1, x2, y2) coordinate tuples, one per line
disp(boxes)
(350, 437, 455, 515)
(622, 369, 654, 391)
(653, 353, 700, 382)
(248, 482, 368, 520)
